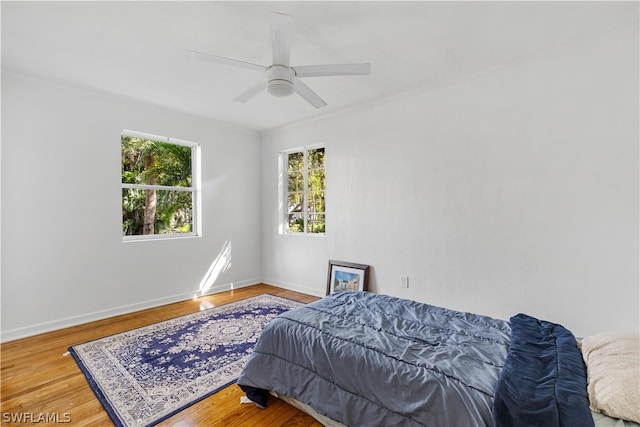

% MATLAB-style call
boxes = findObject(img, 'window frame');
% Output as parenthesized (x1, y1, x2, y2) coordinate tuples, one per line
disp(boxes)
(279, 144, 326, 236)
(121, 130, 201, 242)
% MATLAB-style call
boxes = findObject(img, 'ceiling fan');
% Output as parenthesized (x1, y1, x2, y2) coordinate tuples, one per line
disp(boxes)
(186, 12, 371, 109)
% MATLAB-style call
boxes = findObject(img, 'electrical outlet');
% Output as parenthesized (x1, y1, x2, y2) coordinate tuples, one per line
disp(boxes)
(400, 275, 409, 288)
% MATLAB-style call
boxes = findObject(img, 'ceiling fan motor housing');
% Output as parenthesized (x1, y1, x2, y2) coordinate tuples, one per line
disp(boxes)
(267, 65, 295, 97)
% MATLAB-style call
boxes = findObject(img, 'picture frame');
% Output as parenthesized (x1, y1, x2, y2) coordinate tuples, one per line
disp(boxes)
(326, 260, 370, 295)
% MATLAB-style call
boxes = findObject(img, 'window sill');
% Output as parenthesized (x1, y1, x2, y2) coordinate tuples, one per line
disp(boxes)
(122, 233, 199, 243)
(279, 232, 326, 238)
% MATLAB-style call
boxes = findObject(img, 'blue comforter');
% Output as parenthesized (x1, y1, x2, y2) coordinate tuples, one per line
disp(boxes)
(237, 292, 592, 426)
(238, 292, 511, 426)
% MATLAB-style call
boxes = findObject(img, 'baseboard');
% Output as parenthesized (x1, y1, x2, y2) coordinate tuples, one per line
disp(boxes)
(0, 278, 261, 343)
(261, 277, 326, 298)
(192, 278, 261, 298)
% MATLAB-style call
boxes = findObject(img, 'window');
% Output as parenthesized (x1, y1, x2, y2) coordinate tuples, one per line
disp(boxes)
(281, 145, 325, 234)
(121, 130, 200, 241)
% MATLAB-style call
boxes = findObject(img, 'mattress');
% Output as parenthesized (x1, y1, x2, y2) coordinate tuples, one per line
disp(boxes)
(276, 394, 639, 427)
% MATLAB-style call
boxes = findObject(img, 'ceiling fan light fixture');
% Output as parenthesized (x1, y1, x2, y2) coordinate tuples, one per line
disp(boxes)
(266, 65, 295, 97)
(267, 79, 295, 97)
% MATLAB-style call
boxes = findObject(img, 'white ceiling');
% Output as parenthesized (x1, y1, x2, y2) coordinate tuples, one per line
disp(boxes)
(2, 1, 637, 131)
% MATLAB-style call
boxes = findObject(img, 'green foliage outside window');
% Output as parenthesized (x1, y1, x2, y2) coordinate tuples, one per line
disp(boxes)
(121, 136, 193, 236)
(287, 147, 325, 233)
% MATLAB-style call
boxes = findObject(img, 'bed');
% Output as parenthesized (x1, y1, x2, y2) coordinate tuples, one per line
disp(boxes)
(237, 291, 640, 427)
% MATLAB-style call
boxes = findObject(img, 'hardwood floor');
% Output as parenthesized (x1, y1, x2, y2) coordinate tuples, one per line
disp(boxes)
(1, 284, 322, 426)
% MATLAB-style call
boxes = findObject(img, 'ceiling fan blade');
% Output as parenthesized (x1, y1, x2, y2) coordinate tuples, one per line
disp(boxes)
(234, 79, 267, 103)
(186, 50, 266, 72)
(293, 63, 371, 78)
(294, 79, 327, 109)
(271, 12, 292, 66)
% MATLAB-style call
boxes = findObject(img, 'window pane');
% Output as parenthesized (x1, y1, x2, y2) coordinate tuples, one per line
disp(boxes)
(307, 214, 325, 233)
(288, 212, 304, 233)
(122, 188, 193, 236)
(288, 171, 304, 192)
(121, 136, 192, 187)
(307, 191, 325, 214)
(307, 168, 325, 191)
(308, 148, 325, 169)
(288, 192, 304, 213)
(287, 152, 304, 173)
(154, 143, 192, 188)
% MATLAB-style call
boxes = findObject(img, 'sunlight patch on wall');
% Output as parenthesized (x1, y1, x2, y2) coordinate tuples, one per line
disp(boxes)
(194, 240, 232, 299)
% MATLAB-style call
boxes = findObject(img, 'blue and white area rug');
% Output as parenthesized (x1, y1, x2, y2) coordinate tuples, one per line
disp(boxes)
(69, 294, 303, 427)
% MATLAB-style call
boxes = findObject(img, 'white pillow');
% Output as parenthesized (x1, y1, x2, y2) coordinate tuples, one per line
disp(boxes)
(581, 333, 640, 424)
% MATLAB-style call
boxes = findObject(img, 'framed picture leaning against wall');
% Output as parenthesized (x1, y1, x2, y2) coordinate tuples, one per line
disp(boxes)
(326, 260, 370, 295)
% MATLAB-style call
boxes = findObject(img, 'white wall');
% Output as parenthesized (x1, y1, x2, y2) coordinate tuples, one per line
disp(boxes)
(2, 26, 637, 342)
(1, 70, 262, 341)
(261, 28, 639, 338)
